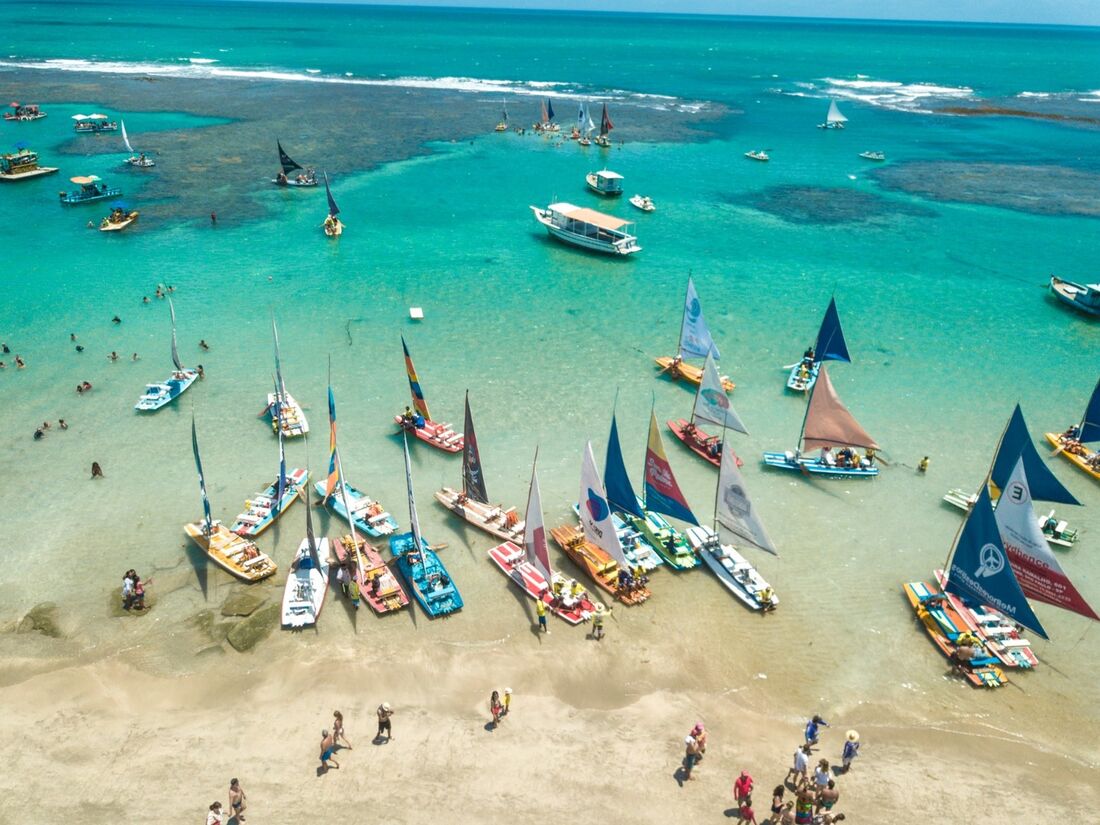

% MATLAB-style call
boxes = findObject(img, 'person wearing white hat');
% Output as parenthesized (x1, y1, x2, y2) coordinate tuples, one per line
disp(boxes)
(502, 688, 513, 716)
(376, 702, 393, 742)
(841, 730, 860, 773)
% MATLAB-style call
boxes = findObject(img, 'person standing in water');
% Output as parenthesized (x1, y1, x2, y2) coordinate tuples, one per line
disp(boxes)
(91, 462, 104, 479)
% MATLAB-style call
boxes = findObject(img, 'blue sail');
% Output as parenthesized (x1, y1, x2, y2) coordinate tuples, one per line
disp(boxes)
(945, 486, 1048, 639)
(605, 413, 643, 518)
(1079, 377, 1100, 444)
(814, 297, 851, 364)
(546, 98, 555, 121)
(992, 405, 1079, 505)
(324, 171, 339, 216)
(190, 416, 213, 533)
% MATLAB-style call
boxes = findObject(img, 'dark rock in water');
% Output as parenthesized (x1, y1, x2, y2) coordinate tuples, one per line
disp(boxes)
(221, 588, 268, 618)
(194, 643, 226, 659)
(17, 602, 63, 638)
(226, 603, 281, 653)
(188, 608, 230, 643)
(739, 185, 936, 225)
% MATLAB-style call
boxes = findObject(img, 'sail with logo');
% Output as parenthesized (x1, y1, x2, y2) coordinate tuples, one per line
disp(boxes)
(694, 351, 746, 433)
(579, 441, 629, 568)
(655, 276, 735, 392)
(523, 458, 553, 583)
(715, 444, 776, 555)
(993, 405, 1079, 505)
(643, 411, 699, 526)
(461, 391, 488, 504)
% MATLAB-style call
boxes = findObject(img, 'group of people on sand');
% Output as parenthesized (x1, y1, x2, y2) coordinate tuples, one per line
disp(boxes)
(489, 687, 512, 729)
(205, 778, 247, 824)
(121, 569, 151, 611)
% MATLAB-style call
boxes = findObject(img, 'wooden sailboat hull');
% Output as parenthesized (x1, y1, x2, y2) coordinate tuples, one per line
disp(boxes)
(434, 486, 523, 543)
(334, 535, 409, 614)
(391, 533, 463, 617)
(628, 509, 700, 570)
(323, 218, 343, 237)
(487, 541, 592, 625)
(1049, 276, 1100, 318)
(667, 419, 743, 469)
(762, 450, 879, 478)
(281, 538, 331, 628)
(932, 570, 1038, 669)
(573, 505, 663, 571)
(134, 369, 198, 411)
(549, 524, 650, 605)
(685, 526, 777, 611)
(315, 480, 399, 537)
(231, 468, 309, 537)
(184, 521, 276, 583)
(654, 356, 735, 391)
(265, 392, 309, 437)
(394, 416, 464, 453)
(1044, 432, 1100, 481)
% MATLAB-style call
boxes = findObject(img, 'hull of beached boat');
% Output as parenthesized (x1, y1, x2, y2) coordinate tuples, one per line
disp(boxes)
(0, 166, 59, 181)
(786, 361, 819, 392)
(231, 468, 309, 537)
(184, 520, 277, 583)
(60, 187, 122, 205)
(667, 419, 744, 469)
(762, 451, 879, 478)
(435, 486, 524, 543)
(281, 537, 331, 628)
(1048, 277, 1100, 318)
(333, 535, 409, 614)
(942, 487, 1077, 548)
(572, 505, 663, 572)
(932, 570, 1038, 669)
(549, 524, 651, 605)
(1044, 432, 1100, 482)
(487, 541, 592, 625)
(265, 392, 309, 437)
(628, 508, 700, 570)
(315, 480, 399, 537)
(685, 526, 777, 611)
(394, 416, 464, 453)
(390, 532, 463, 617)
(902, 580, 1008, 688)
(653, 356, 735, 391)
(134, 368, 198, 411)
(99, 211, 138, 232)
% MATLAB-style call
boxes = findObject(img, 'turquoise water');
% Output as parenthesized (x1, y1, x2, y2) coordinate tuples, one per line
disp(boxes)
(1, 1, 1099, 758)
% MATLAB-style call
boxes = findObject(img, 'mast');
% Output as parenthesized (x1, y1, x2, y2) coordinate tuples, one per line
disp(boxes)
(323, 364, 339, 502)
(334, 447, 366, 582)
(168, 296, 183, 372)
(402, 432, 423, 554)
(676, 275, 690, 361)
(272, 314, 285, 403)
(274, 379, 287, 511)
(303, 480, 320, 569)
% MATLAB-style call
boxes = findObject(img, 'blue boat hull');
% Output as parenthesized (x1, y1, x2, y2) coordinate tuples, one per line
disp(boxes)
(390, 532, 463, 617)
(59, 187, 122, 205)
(314, 480, 398, 537)
(134, 369, 198, 411)
(762, 450, 878, 478)
(786, 361, 819, 392)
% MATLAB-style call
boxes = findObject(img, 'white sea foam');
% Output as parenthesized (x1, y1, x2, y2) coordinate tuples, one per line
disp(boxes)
(1017, 91, 1051, 99)
(784, 76, 976, 114)
(187, 57, 218, 65)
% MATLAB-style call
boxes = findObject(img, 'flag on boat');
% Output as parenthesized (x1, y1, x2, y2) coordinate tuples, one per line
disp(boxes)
(190, 416, 213, 534)
(1077, 377, 1100, 444)
(402, 433, 424, 553)
(600, 102, 614, 136)
(679, 276, 720, 360)
(324, 385, 339, 500)
(694, 351, 747, 433)
(801, 364, 878, 452)
(814, 297, 851, 364)
(579, 441, 629, 568)
(523, 458, 553, 582)
(716, 442, 777, 555)
(991, 405, 1078, 505)
(168, 297, 183, 371)
(945, 485, 1048, 640)
(401, 336, 431, 421)
(995, 456, 1098, 622)
(462, 392, 488, 504)
(604, 413, 643, 518)
(644, 411, 699, 525)
(277, 139, 302, 174)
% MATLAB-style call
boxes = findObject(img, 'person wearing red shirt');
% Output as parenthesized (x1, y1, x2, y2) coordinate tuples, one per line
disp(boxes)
(734, 770, 755, 804)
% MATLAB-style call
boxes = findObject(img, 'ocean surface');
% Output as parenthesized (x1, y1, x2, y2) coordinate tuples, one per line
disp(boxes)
(1, 0, 1099, 765)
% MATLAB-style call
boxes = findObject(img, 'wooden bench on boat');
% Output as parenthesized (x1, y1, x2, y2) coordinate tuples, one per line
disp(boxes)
(550, 524, 649, 605)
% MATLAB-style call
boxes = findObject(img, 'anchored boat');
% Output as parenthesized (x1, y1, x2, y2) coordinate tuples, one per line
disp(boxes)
(281, 484, 331, 628)
(744, 150, 769, 162)
(1045, 378, 1100, 482)
(121, 120, 155, 167)
(230, 408, 308, 537)
(786, 297, 850, 393)
(394, 336, 463, 453)
(595, 102, 613, 147)
(262, 317, 309, 437)
(817, 99, 847, 130)
(942, 488, 1078, 548)
(858, 150, 885, 161)
(0, 148, 58, 181)
(530, 202, 640, 256)
(273, 140, 316, 186)
(932, 570, 1036, 669)
(599, 413, 664, 573)
(668, 350, 747, 469)
(654, 276, 734, 391)
(1048, 276, 1100, 319)
(72, 113, 118, 133)
(322, 172, 343, 236)
(135, 297, 198, 411)
(99, 206, 139, 232)
(59, 175, 121, 205)
(585, 169, 624, 197)
(4, 102, 46, 121)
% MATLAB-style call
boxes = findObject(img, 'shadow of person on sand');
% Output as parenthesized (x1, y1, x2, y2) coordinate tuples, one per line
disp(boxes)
(722, 808, 740, 818)
(673, 762, 694, 788)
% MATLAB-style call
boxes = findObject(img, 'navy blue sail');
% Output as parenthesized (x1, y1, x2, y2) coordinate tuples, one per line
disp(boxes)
(546, 98, 555, 121)
(1078, 377, 1100, 444)
(191, 416, 213, 534)
(324, 172, 340, 217)
(461, 392, 488, 504)
(605, 413, 643, 518)
(813, 297, 851, 364)
(991, 405, 1079, 505)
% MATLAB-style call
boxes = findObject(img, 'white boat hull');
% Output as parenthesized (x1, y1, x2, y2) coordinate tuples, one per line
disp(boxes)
(282, 537, 331, 627)
(685, 525, 777, 611)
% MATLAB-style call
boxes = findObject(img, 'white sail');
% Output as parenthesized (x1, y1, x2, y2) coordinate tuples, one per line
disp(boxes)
(693, 350, 746, 433)
(679, 276, 720, 360)
(523, 463, 553, 582)
(576, 101, 585, 130)
(826, 100, 847, 124)
(121, 119, 134, 154)
(716, 444, 777, 555)
(168, 296, 182, 371)
(585, 103, 596, 135)
(579, 441, 628, 568)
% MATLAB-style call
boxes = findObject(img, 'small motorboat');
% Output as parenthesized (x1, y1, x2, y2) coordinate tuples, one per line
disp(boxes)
(629, 194, 655, 212)
(744, 150, 769, 162)
(1049, 276, 1100, 318)
(99, 208, 139, 232)
(859, 151, 886, 161)
(586, 169, 624, 197)
(59, 175, 121, 205)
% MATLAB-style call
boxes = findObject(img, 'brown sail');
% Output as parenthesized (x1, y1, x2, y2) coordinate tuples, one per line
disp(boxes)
(801, 364, 879, 452)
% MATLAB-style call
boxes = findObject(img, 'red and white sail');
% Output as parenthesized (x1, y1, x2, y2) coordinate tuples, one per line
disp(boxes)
(523, 462, 553, 582)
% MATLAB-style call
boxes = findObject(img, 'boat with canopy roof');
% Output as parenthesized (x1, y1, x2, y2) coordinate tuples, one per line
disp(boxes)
(654, 276, 734, 391)
(72, 113, 118, 133)
(59, 175, 120, 205)
(786, 297, 849, 393)
(273, 140, 316, 186)
(4, 102, 46, 121)
(135, 298, 198, 411)
(99, 206, 139, 232)
(530, 202, 640, 256)
(0, 148, 58, 181)
(394, 336, 463, 453)
(585, 169, 624, 197)
(1045, 377, 1100, 481)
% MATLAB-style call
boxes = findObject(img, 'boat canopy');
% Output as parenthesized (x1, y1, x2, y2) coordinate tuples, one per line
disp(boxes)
(70, 175, 100, 184)
(595, 170, 623, 181)
(547, 203, 631, 231)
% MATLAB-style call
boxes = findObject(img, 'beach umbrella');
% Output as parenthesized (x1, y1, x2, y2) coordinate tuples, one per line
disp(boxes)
(15, 141, 27, 150)
(110, 201, 129, 210)
(9, 101, 19, 108)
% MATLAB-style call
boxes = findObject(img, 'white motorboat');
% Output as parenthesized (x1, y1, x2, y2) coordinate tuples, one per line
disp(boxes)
(629, 194, 655, 212)
(530, 202, 640, 256)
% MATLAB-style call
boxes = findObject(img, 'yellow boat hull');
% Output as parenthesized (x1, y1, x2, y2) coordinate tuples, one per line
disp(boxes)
(1044, 432, 1100, 482)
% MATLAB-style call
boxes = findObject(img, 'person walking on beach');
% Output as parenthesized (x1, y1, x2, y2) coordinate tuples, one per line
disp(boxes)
(376, 702, 393, 742)
(489, 690, 504, 728)
(734, 770, 754, 805)
(691, 723, 707, 761)
(769, 786, 787, 824)
(228, 778, 246, 822)
(319, 729, 339, 771)
(592, 606, 605, 640)
(785, 744, 811, 788)
(812, 759, 830, 792)
(333, 710, 352, 749)
(815, 779, 839, 815)
(682, 733, 702, 781)
(535, 597, 548, 633)
(840, 730, 860, 773)
(804, 715, 828, 748)
(502, 688, 512, 716)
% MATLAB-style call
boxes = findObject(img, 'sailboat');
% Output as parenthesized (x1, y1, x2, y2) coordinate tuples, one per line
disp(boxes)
(786, 297, 849, 393)
(595, 102, 614, 147)
(654, 276, 735, 391)
(495, 100, 509, 132)
(569, 100, 584, 140)
(390, 433, 464, 617)
(669, 350, 747, 468)
(578, 102, 595, 146)
(230, 400, 309, 537)
(435, 393, 523, 542)
(262, 316, 309, 437)
(489, 452, 596, 625)
(1044, 377, 1100, 482)
(121, 120, 154, 167)
(184, 417, 276, 583)
(316, 384, 399, 538)
(281, 483, 331, 628)
(543, 97, 559, 132)
(550, 442, 651, 604)
(763, 364, 879, 478)
(134, 297, 199, 411)
(942, 487, 1079, 548)
(393, 336, 463, 453)
(686, 439, 779, 611)
(625, 412, 701, 570)
(322, 172, 343, 236)
(273, 140, 316, 186)
(817, 99, 848, 130)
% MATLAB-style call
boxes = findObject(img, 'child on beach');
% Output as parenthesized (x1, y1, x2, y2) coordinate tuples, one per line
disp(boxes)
(206, 802, 223, 825)
(489, 690, 504, 728)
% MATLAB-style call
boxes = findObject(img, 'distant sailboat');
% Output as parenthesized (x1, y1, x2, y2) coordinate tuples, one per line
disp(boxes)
(322, 171, 343, 237)
(668, 350, 747, 468)
(495, 100, 508, 132)
(596, 102, 614, 146)
(121, 120, 154, 167)
(654, 276, 735, 392)
(818, 99, 848, 130)
(274, 140, 316, 186)
(578, 102, 595, 146)
(786, 297, 851, 393)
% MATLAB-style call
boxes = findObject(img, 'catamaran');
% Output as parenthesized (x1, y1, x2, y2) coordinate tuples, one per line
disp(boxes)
(184, 417, 276, 583)
(595, 102, 613, 147)
(817, 100, 847, 130)
(763, 364, 879, 478)
(578, 102, 596, 146)
(262, 317, 309, 437)
(490, 453, 596, 625)
(931, 568, 1038, 669)
(0, 148, 58, 181)
(1048, 276, 1100, 318)
(281, 483, 331, 628)
(121, 120, 154, 167)
(59, 175, 121, 205)
(391, 434, 464, 617)
(322, 172, 343, 236)
(530, 202, 640, 256)
(686, 440, 779, 611)
(550, 442, 651, 604)
(230, 405, 308, 537)
(435, 393, 523, 542)
(585, 169, 624, 197)
(135, 298, 198, 411)
(538, 97, 559, 132)
(1045, 377, 1100, 482)
(668, 350, 747, 468)
(654, 276, 734, 391)
(787, 297, 850, 392)
(495, 101, 509, 132)
(394, 336, 463, 453)
(273, 140, 316, 186)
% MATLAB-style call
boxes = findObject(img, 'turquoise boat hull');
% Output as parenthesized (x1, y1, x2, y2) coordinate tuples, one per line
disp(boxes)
(762, 450, 878, 478)
(315, 480, 399, 537)
(390, 532, 463, 617)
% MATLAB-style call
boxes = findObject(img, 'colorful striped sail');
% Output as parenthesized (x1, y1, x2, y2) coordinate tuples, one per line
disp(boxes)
(324, 385, 339, 500)
(401, 336, 431, 421)
(643, 411, 699, 526)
